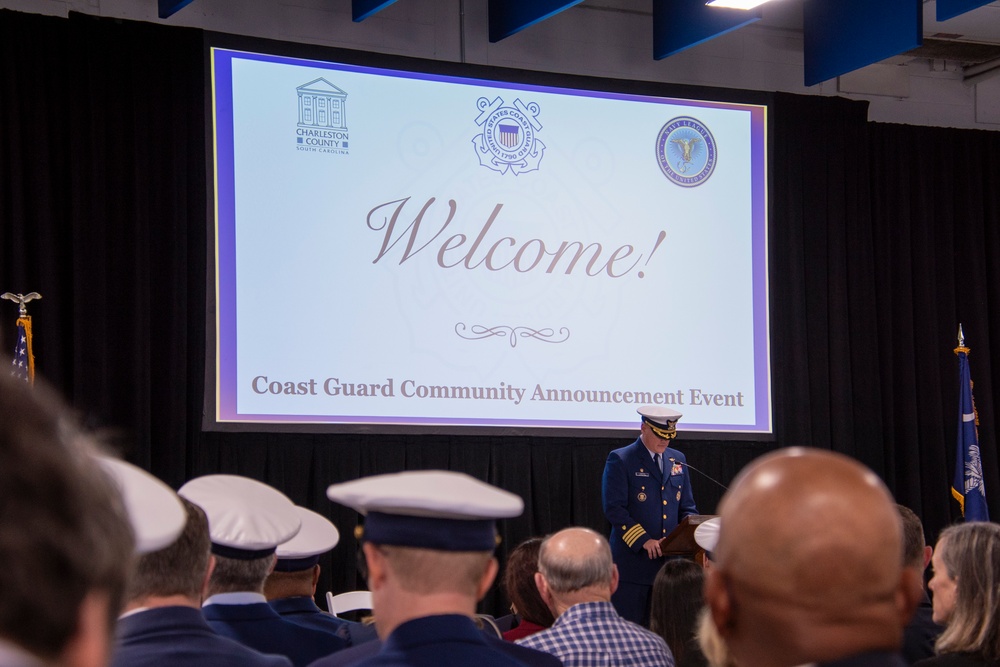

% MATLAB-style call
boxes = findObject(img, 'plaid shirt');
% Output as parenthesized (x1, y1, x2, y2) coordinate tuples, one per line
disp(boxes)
(516, 601, 674, 667)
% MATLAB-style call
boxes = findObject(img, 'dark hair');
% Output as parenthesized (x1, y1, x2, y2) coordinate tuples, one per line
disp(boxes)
(503, 537, 555, 628)
(650, 559, 707, 667)
(0, 371, 134, 659)
(896, 504, 926, 568)
(128, 497, 210, 601)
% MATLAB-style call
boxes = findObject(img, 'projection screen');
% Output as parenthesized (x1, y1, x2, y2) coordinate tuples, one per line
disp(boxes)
(209, 46, 770, 435)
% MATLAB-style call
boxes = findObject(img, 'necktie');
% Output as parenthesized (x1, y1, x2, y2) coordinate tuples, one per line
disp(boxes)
(654, 453, 662, 475)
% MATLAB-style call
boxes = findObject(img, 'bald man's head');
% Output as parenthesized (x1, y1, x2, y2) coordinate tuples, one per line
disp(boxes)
(705, 448, 919, 667)
(536, 527, 618, 617)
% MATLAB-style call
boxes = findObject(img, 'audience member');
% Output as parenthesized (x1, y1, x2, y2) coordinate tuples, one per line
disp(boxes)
(897, 504, 944, 664)
(311, 470, 555, 667)
(704, 447, 920, 667)
(266, 506, 376, 646)
(915, 522, 1000, 667)
(695, 608, 734, 667)
(650, 559, 708, 667)
(0, 371, 134, 667)
(517, 527, 674, 667)
(111, 497, 292, 667)
(502, 537, 556, 642)
(179, 475, 348, 667)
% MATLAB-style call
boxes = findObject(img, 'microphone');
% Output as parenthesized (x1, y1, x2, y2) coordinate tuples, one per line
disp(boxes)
(668, 457, 729, 491)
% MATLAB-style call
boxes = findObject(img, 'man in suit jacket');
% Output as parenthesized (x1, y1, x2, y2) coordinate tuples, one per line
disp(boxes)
(602, 406, 697, 625)
(179, 475, 348, 667)
(111, 497, 292, 667)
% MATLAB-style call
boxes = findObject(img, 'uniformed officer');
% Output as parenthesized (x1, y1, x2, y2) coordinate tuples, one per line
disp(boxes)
(310, 470, 545, 667)
(265, 506, 378, 646)
(602, 405, 698, 625)
(179, 475, 348, 667)
(111, 491, 292, 667)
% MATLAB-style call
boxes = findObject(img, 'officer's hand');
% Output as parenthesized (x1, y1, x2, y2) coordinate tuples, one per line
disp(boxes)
(642, 538, 662, 559)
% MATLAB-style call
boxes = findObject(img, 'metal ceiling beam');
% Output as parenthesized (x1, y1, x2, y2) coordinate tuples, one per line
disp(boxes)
(804, 0, 922, 86)
(964, 55, 1000, 85)
(488, 0, 585, 43)
(652, 0, 760, 60)
(353, 0, 399, 23)
(158, 0, 195, 19)
(938, 0, 994, 22)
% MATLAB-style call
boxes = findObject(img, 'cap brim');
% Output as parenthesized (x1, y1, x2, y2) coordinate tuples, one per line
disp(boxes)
(98, 457, 186, 554)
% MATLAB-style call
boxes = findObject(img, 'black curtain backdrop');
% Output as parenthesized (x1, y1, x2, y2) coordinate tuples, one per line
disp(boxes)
(2, 9, 998, 614)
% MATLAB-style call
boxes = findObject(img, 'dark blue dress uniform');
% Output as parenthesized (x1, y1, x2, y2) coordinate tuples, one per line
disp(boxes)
(269, 596, 379, 646)
(111, 606, 292, 667)
(204, 601, 348, 667)
(306, 615, 532, 667)
(602, 438, 697, 624)
(307, 619, 561, 667)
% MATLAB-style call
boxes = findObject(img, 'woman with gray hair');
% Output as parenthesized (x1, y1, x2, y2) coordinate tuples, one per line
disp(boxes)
(916, 521, 1000, 667)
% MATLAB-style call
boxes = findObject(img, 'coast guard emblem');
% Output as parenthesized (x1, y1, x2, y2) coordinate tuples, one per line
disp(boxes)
(655, 116, 717, 187)
(472, 96, 545, 176)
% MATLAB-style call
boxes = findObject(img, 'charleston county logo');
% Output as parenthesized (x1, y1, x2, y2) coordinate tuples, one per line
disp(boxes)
(295, 78, 349, 155)
(655, 116, 717, 187)
(472, 96, 545, 176)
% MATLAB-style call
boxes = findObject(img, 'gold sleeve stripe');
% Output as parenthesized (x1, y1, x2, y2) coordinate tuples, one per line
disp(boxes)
(623, 525, 644, 541)
(623, 524, 646, 547)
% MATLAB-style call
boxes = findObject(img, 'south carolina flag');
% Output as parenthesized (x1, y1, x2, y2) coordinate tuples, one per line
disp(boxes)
(952, 338, 989, 522)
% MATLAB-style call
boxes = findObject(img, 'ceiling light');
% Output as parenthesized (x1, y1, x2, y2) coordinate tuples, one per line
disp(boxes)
(706, 0, 773, 8)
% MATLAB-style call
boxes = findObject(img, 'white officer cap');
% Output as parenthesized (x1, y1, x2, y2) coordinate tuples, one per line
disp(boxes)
(637, 405, 683, 439)
(274, 506, 340, 572)
(327, 470, 523, 551)
(97, 456, 186, 554)
(178, 475, 301, 560)
(694, 516, 721, 553)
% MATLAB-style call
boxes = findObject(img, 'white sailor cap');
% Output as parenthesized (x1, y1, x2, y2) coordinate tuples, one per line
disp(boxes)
(637, 405, 683, 439)
(327, 470, 523, 551)
(694, 517, 721, 554)
(274, 506, 340, 572)
(178, 475, 301, 560)
(97, 456, 186, 554)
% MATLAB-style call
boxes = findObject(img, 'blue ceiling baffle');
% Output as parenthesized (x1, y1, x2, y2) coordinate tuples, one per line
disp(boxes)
(804, 0, 922, 86)
(653, 0, 761, 60)
(158, 0, 196, 19)
(937, 0, 993, 21)
(353, 0, 400, 22)
(488, 0, 585, 42)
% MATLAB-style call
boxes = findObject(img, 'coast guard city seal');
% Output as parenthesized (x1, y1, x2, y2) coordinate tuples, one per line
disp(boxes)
(655, 116, 717, 187)
(472, 96, 545, 176)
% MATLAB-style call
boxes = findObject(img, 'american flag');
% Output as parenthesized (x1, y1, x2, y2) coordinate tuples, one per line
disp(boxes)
(11, 316, 34, 384)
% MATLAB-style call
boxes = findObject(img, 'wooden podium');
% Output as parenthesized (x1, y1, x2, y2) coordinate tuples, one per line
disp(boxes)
(657, 514, 718, 566)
